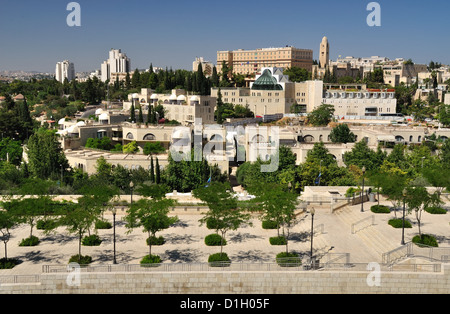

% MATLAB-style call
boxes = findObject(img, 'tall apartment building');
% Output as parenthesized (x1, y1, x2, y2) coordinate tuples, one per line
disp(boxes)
(217, 46, 313, 75)
(101, 49, 131, 82)
(55, 60, 75, 83)
(193, 57, 214, 76)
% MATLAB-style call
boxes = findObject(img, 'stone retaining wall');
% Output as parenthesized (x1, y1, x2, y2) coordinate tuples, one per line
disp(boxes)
(1, 264, 449, 294)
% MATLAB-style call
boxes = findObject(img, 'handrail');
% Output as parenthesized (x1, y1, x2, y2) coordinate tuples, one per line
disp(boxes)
(40, 260, 444, 274)
(382, 242, 413, 264)
(351, 215, 375, 234)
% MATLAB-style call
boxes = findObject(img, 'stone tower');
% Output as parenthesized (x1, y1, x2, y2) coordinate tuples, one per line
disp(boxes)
(320, 36, 329, 69)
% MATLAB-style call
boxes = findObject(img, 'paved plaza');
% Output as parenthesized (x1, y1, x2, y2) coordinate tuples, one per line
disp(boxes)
(0, 198, 449, 277)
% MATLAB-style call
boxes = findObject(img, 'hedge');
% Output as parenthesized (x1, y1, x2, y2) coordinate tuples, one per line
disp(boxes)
(19, 236, 40, 247)
(425, 206, 447, 214)
(269, 236, 287, 245)
(276, 252, 301, 267)
(412, 234, 438, 247)
(140, 254, 162, 265)
(370, 205, 390, 213)
(208, 252, 231, 266)
(262, 220, 278, 229)
(82, 234, 102, 246)
(388, 218, 412, 229)
(69, 254, 92, 265)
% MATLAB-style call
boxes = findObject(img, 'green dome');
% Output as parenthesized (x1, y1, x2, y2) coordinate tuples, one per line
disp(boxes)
(252, 69, 283, 90)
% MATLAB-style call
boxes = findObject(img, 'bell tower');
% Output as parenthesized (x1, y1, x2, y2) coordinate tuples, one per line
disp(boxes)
(320, 36, 329, 69)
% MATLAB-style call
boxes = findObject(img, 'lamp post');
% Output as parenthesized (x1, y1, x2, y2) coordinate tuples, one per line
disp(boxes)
(310, 207, 315, 267)
(361, 166, 366, 212)
(129, 181, 134, 206)
(112, 207, 117, 264)
(401, 188, 407, 245)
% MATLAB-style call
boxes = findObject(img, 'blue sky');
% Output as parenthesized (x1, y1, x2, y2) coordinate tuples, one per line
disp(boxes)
(1, 0, 449, 72)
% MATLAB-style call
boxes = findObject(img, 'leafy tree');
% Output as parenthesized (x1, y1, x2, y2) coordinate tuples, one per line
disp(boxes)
(379, 171, 409, 218)
(26, 128, 69, 181)
(252, 182, 298, 254)
(438, 104, 450, 127)
(329, 124, 356, 143)
(164, 151, 227, 192)
(0, 208, 19, 262)
(124, 197, 178, 258)
(59, 200, 96, 263)
(404, 185, 431, 235)
(307, 104, 335, 126)
(123, 141, 139, 154)
(0, 138, 23, 166)
(193, 182, 251, 256)
(143, 142, 165, 155)
(283, 67, 311, 82)
(343, 140, 385, 171)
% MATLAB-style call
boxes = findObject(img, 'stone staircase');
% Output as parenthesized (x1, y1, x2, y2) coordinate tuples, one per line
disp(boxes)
(333, 206, 398, 263)
(294, 217, 333, 260)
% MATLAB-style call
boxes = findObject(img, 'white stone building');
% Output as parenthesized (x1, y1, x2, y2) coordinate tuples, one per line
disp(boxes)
(55, 60, 75, 83)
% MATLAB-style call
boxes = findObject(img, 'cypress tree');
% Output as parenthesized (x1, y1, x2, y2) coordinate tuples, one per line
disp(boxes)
(155, 157, 161, 184)
(138, 106, 144, 123)
(130, 103, 136, 123)
(150, 156, 155, 182)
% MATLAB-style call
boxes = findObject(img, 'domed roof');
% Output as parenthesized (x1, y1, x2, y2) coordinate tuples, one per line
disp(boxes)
(150, 94, 158, 99)
(67, 125, 79, 133)
(169, 94, 177, 100)
(190, 95, 199, 102)
(76, 121, 86, 127)
(177, 95, 186, 101)
(95, 108, 103, 115)
(99, 113, 109, 120)
(132, 93, 139, 99)
(252, 69, 283, 91)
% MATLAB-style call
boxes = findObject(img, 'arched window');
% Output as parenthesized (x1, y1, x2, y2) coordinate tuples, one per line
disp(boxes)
(143, 133, 156, 141)
(303, 135, 314, 143)
(126, 133, 134, 140)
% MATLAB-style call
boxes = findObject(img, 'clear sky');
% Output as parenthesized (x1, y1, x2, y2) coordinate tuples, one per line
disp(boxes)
(1, 0, 449, 73)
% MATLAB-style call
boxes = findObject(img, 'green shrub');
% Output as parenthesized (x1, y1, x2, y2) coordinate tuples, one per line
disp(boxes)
(95, 220, 112, 229)
(425, 206, 447, 214)
(208, 253, 231, 267)
(262, 220, 278, 229)
(36, 219, 58, 230)
(0, 258, 21, 269)
(140, 254, 161, 266)
(205, 233, 226, 246)
(388, 218, 412, 229)
(69, 254, 92, 265)
(82, 234, 102, 246)
(276, 252, 301, 267)
(269, 236, 287, 245)
(19, 236, 40, 247)
(370, 205, 390, 213)
(412, 234, 438, 247)
(146, 236, 165, 246)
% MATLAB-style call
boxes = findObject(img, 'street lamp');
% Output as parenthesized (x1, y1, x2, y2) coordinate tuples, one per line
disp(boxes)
(361, 166, 366, 212)
(401, 188, 407, 245)
(310, 207, 316, 267)
(129, 181, 134, 206)
(112, 207, 117, 264)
